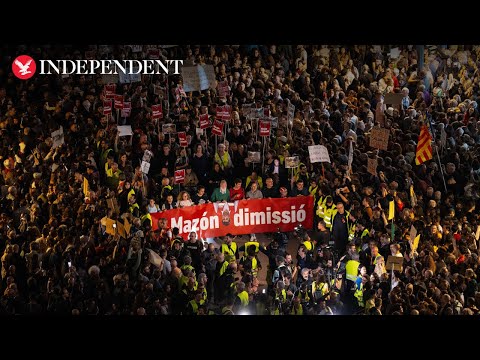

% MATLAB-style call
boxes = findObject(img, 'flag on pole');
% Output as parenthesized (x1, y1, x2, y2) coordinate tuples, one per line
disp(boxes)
(415, 125, 433, 165)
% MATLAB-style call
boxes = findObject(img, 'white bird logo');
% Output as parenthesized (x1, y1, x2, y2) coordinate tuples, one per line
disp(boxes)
(14, 59, 32, 75)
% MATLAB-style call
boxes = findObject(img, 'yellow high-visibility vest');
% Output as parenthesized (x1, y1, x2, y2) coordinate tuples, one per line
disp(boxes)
(189, 299, 205, 314)
(354, 283, 364, 307)
(345, 260, 360, 282)
(237, 290, 249, 307)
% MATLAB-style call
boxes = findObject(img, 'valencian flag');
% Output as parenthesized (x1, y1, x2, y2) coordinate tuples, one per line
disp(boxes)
(415, 125, 433, 165)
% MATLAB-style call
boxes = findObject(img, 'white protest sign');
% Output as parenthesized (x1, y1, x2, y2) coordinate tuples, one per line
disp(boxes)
(117, 125, 133, 137)
(182, 65, 216, 92)
(51, 127, 64, 148)
(140, 161, 151, 174)
(309, 145, 330, 163)
(309, 145, 326, 163)
(142, 150, 153, 163)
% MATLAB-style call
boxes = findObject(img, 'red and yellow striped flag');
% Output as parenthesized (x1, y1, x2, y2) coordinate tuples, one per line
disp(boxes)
(415, 125, 433, 165)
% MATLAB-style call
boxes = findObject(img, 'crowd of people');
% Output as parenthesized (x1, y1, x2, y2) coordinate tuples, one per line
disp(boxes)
(1, 44, 480, 315)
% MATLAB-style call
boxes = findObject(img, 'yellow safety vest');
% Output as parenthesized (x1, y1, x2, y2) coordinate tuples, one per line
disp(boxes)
(218, 260, 229, 277)
(303, 240, 314, 252)
(237, 290, 249, 307)
(322, 204, 337, 229)
(345, 260, 360, 282)
(214, 152, 230, 170)
(309, 185, 318, 198)
(329, 209, 352, 233)
(290, 304, 304, 315)
(105, 162, 113, 177)
(246, 176, 263, 189)
(141, 213, 152, 226)
(221, 242, 237, 263)
(276, 289, 287, 303)
(244, 241, 260, 253)
(129, 203, 139, 213)
(348, 220, 355, 242)
(189, 299, 205, 314)
(241, 255, 258, 276)
(311, 281, 329, 298)
(316, 196, 326, 217)
(373, 254, 382, 265)
(181, 264, 195, 273)
(354, 282, 364, 307)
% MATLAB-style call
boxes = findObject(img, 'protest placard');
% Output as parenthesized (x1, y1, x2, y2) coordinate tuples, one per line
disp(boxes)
(103, 100, 112, 115)
(51, 127, 64, 148)
(175, 169, 185, 184)
(308, 145, 330, 163)
(259, 120, 271, 137)
(247, 151, 261, 163)
(117, 125, 133, 137)
(212, 120, 224, 136)
(369, 127, 390, 150)
(367, 157, 378, 175)
(114, 95, 124, 110)
(178, 132, 188, 147)
(121, 102, 131, 117)
(162, 124, 176, 134)
(285, 156, 300, 168)
(199, 114, 210, 129)
(140, 161, 151, 174)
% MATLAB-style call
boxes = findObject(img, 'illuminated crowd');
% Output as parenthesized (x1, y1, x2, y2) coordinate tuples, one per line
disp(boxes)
(0, 44, 480, 315)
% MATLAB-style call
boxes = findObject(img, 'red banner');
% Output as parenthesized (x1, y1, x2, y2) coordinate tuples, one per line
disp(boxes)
(152, 104, 163, 119)
(121, 101, 131, 117)
(151, 196, 313, 239)
(178, 132, 188, 147)
(199, 114, 210, 129)
(259, 120, 271, 137)
(212, 120, 224, 136)
(103, 100, 112, 115)
(174, 169, 185, 184)
(114, 95, 124, 110)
